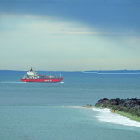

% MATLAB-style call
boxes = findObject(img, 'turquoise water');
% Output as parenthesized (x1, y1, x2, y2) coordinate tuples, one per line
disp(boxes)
(0, 71, 140, 140)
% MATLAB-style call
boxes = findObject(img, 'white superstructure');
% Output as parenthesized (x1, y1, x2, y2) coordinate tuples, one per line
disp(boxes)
(22, 68, 39, 79)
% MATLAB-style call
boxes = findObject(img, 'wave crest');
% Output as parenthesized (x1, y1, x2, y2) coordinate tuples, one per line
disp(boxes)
(92, 107, 140, 127)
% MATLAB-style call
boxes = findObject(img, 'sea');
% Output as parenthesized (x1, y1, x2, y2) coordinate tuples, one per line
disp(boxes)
(0, 70, 140, 140)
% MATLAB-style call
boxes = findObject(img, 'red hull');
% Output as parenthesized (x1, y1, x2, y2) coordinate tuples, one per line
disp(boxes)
(21, 78, 63, 83)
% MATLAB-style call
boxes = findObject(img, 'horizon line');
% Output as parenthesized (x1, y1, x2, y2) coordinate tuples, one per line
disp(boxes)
(0, 69, 140, 72)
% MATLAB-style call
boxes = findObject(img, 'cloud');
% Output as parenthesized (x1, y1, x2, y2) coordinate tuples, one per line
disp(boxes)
(0, 14, 104, 36)
(0, 0, 140, 34)
(1, 14, 135, 37)
(0, 14, 140, 70)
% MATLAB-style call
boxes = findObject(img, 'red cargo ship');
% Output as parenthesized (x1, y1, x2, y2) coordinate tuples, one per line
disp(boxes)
(21, 68, 63, 83)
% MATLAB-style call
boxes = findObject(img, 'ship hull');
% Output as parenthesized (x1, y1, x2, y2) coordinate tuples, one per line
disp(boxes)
(21, 78, 63, 83)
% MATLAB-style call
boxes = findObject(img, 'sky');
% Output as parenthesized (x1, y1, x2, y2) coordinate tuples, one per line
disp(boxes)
(0, 0, 140, 71)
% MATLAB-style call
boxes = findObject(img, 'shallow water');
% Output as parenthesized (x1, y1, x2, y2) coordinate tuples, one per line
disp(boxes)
(0, 71, 140, 140)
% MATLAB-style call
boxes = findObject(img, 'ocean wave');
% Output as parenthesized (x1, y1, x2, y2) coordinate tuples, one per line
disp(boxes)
(92, 107, 140, 127)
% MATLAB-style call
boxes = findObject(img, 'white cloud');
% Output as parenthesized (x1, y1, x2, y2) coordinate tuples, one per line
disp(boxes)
(0, 14, 108, 36)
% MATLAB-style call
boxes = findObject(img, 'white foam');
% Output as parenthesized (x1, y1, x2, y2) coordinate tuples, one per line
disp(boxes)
(67, 106, 81, 108)
(82, 71, 98, 74)
(92, 107, 140, 127)
(60, 81, 64, 84)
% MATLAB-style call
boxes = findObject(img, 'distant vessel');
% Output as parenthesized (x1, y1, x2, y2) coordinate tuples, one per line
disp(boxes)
(21, 68, 63, 83)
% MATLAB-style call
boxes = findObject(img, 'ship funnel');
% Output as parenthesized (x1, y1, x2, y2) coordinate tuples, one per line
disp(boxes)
(30, 68, 33, 72)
